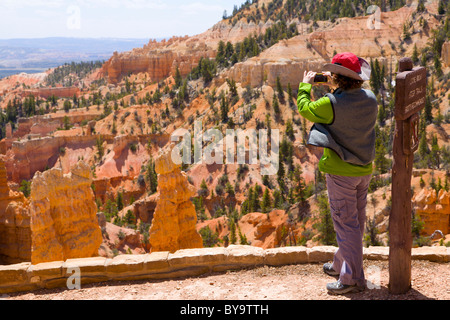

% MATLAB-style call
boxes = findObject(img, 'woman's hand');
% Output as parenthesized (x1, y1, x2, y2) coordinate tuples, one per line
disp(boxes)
(323, 71, 332, 80)
(321, 71, 334, 87)
(303, 71, 317, 84)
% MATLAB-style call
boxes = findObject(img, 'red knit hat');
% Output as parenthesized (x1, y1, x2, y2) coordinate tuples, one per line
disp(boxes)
(323, 52, 371, 81)
(332, 52, 362, 74)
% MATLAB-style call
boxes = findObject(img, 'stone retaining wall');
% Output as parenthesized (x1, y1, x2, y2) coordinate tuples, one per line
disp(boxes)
(0, 245, 448, 294)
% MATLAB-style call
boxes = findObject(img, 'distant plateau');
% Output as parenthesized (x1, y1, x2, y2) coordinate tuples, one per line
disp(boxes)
(0, 37, 156, 78)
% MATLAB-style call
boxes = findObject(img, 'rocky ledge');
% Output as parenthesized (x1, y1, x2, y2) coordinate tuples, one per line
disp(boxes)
(0, 245, 448, 294)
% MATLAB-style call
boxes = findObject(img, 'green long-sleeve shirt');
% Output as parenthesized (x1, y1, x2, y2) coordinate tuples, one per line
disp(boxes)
(297, 82, 373, 177)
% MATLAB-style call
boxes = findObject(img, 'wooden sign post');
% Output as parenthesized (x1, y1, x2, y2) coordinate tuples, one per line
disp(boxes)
(389, 57, 427, 294)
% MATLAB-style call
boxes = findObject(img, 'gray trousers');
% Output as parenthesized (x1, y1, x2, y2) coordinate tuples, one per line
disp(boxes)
(326, 173, 372, 286)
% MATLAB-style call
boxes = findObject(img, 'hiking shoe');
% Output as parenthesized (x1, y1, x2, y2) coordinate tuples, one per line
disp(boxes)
(326, 280, 366, 295)
(323, 263, 339, 277)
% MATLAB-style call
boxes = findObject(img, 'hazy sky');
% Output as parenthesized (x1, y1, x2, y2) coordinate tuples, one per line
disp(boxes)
(0, 0, 246, 39)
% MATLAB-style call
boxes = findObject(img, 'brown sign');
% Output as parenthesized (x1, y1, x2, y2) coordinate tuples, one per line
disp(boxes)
(402, 113, 420, 155)
(390, 57, 427, 295)
(394, 66, 427, 121)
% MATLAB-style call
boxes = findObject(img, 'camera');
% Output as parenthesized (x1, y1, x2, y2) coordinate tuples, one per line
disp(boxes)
(314, 73, 328, 83)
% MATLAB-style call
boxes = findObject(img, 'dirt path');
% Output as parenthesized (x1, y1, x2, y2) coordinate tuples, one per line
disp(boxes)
(5, 260, 449, 301)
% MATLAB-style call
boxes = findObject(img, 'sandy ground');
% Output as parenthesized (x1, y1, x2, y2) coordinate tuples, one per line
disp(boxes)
(5, 260, 449, 301)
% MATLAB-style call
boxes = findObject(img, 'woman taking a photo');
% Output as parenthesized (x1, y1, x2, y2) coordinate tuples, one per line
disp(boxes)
(297, 52, 378, 295)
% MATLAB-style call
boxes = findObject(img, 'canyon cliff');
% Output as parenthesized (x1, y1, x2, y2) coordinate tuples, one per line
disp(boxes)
(0, 0, 448, 264)
(148, 147, 203, 253)
(443, 41, 450, 67)
(0, 156, 30, 264)
(222, 6, 441, 89)
(101, 39, 215, 84)
(29, 161, 102, 264)
(413, 188, 450, 236)
(100, 12, 279, 85)
(23, 87, 80, 99)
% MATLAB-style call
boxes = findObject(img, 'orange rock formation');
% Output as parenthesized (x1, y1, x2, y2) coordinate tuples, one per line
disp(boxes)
(0, 157, 30, 264)
(223, 6, 441, 89)
(442, 41, 450, 67)
(100, 17, 281, 85)
(102, 42, 214, 84)
(239, 210, 294, 249)
(29, 161, 102, 264)
(10, 112, 101, 139)
(413, 188, 450, 236)
(148, 147, 203, 253)
(23, 87, 80, 99)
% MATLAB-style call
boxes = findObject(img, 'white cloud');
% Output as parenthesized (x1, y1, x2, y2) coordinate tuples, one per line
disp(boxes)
(35, 9, 61, 18)
(179, 2, 223, 15)
(0, 0, 65, 9)
(0, 0, 168, 9)
(75, 0, 167, 9)
(0, 0, 240, 39)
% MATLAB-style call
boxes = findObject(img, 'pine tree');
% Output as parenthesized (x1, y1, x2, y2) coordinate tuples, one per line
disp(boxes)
(418, 131, 428, 163)
(201, 58, 214, 84)
(233, 4, 238, 16)
(220, 95, 228, 123)
(364, 217, 382, 247)
(72, 93, 78, 107)
(238, 227, 248, 245)
(417, 0, 426, 12)
(420, 52, 427, 67)
(194, 196, 207, 221)
(276, 76, 285, 103)
(434, 55, 443, 77)
(229, 218, 237, 244)
(116, 192, 124, 211)
(430, 134, 441, 169)
(247, 187, 255, 213)
(438, 0, 445, 14)
(277, 160, 286, 192)
(377, 102, 386, 125)
(96, 136, 104, 159)
(178, 79, 188, 103)
(64, 100, 72, 112)
(225, 42, 234, 61)
(301, 118, 308, 145)
(412, 44, 419, 64)
(370, 59, 380, 95)
(19, 180, 31, 198)
(145, 157, 158, 194)
(285, 118, 295, 141)
(424, 94, 433, 124)
(226, 78, 239, 101)
(374, 134, 390, 174)
(272, 94, 280, 120)
(313, 194, 337, 246)
(63, 115, 71, 130)
(419, 176, 426, 188)
(6, 100, 17, 123)
(287, 82, 293, 107)
(402, 21, 411, 40)
(261, 188, 272, 213)
(125, 77, 131, 93)
(434, 108, 444, 126)
(216, 41, 226, 68)
(199, 226, 219, 247)
(273, 189, 283, 209)
(174, 66, 182, 89)
(292, 165, 307, 204)
(198, 179, 209, 198)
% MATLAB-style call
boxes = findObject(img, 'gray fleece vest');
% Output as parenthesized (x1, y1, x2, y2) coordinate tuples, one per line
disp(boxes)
(308, 88, 378, 166)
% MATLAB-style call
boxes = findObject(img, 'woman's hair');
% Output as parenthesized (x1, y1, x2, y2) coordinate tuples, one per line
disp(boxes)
(332, 74, 364, 91)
